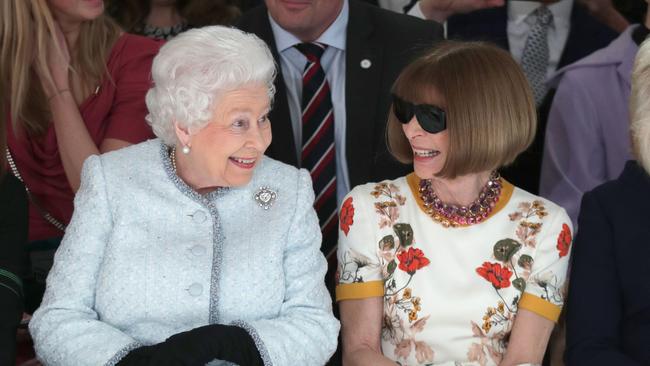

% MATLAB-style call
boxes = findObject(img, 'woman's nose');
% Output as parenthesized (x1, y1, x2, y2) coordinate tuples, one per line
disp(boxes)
(247, 125, 271, 151)
(402, 116, 424, 139)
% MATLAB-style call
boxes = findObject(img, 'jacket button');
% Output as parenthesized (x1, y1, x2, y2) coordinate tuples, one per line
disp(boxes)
(190, 245, 206, 256)
(192, 210, 207, 223)
(188, 283, 203, 297)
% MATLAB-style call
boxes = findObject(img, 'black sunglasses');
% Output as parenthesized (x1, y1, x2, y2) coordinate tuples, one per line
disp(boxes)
(391, 94, 446, 134)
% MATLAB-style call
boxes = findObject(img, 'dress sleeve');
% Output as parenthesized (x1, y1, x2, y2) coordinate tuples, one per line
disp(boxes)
(29, 156, 141, 366)
(335, 186, 384, 301)
(518, 206, 573, 323)
(103, 36, 161, 144)
(565, 192, 641, 365)
(230, 169, 340, 366)
(540, 71, 605, 229)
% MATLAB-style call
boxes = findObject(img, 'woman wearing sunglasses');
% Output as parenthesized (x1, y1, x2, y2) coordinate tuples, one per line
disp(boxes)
(336, 41, 573, 366)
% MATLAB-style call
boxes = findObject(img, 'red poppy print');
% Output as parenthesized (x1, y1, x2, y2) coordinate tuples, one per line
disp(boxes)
(340, 197, 355, 236)
(476, 262, 513, 289)
(556, 223, 572, 258)
(397, 247, 430, 275)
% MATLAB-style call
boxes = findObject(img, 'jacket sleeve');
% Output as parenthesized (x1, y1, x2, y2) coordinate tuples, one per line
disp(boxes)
(231, 169, 340, 366)
(540, 72, 606, 229)
(565, 192, 641, 365)
(29, 155, 141, 366)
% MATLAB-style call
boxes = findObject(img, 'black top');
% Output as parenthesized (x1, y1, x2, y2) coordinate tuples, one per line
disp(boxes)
(0, 173, 28, 365)
(566, 161, 650, 365)
(632, 23, 650, 46)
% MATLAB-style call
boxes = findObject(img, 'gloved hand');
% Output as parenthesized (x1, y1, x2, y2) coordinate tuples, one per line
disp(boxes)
(117, 324, 264, 366)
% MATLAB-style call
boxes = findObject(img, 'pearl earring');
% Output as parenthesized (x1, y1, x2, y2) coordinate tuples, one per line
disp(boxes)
(181, 145, 190, 154)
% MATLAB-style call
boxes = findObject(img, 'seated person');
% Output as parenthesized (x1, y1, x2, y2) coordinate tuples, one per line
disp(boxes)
(29, 26, 339, 366)
(565, 36, 650, 366)
(107, 0, 241, 40)
(336, 41, 573, 365)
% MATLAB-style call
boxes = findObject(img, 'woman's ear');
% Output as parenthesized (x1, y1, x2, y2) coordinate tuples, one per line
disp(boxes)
(173, 120, 192, 149)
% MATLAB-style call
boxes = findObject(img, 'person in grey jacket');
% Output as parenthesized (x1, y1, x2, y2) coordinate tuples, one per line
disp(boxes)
(29, 25, 340, 366)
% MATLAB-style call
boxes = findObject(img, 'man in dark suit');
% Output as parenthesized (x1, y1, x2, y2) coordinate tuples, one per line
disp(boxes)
(237, 0, 442, 257)
(444, 1, 618, 194)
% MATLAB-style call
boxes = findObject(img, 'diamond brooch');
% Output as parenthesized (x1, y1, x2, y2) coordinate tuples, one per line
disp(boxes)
(254, 186, 277, 210)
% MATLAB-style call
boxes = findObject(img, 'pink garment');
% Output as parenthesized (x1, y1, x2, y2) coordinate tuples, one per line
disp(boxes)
(6, 33, 162, 241)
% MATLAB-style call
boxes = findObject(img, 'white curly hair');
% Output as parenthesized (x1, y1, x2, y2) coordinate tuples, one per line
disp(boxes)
(145, 26, 276, 145)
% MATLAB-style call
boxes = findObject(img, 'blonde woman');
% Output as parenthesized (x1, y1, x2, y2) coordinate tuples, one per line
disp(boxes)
(0, 0, 161, 311)
(565, 37, 650, 365)
(336, 42, 573, 365)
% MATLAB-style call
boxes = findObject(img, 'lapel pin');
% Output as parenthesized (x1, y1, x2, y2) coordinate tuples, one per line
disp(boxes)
(254, 186, 277, 210)
(360, 59, 372, 69)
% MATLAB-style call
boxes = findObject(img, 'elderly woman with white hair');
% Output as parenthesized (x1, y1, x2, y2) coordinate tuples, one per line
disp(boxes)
(28, 26, 340, 366)
(565, 37, 650, 365)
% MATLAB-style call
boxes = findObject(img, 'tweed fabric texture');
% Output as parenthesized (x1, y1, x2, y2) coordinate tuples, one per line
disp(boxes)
(29, 139, 340, 366)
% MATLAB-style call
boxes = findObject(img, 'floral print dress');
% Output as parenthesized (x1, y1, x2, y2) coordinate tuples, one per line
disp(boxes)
(336, 174, 573, 366)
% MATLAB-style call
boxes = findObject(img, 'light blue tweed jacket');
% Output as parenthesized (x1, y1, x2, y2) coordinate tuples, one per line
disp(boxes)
(29, 139, 340, 366)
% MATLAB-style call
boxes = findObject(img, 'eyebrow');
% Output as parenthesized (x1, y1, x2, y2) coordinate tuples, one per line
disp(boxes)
(228, 106, 271, 114)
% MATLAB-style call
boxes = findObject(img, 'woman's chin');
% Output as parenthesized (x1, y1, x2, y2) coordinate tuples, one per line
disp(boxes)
(413, 162, 443, 180)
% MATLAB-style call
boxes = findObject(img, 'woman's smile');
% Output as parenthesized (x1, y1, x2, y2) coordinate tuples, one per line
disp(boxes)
(412, 147, 441, 160)
(229, 156, 258, 169)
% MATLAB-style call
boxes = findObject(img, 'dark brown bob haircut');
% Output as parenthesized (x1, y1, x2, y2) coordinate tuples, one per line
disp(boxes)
(387, 41, 536, 179)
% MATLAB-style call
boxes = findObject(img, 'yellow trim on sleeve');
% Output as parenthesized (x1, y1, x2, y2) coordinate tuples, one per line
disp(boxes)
(336, 280, 384, 302)
(518, 292, 562, 323)
(406, 173, 515, 227)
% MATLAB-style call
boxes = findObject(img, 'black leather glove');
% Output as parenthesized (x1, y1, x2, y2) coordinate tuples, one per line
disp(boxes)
(115, 345, 157, 365)
(117, 324, 264, 366)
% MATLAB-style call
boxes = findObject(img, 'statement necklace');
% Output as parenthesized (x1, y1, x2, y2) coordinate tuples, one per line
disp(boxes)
(418, 171, 502, 228)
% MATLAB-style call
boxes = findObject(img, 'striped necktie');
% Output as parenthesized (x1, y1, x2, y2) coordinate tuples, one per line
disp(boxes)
(295, 42, 338, 257)
(521, 6, 554, 106)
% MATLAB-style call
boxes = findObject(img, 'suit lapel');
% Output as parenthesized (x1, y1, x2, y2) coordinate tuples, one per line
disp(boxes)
(345, 1, 383, 187)
(557, 3, 615, 69)
(558, 3, 583, 68)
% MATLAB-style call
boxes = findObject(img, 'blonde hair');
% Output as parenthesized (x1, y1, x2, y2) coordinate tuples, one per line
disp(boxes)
(630, 37, 650, 175)
(387, 41, 537, 179)
(0, 0, 121, 137)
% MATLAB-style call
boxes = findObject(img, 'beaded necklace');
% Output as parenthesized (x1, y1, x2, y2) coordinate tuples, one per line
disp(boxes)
(418, 171, 502, 228)
(170, 146, 178, 172)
